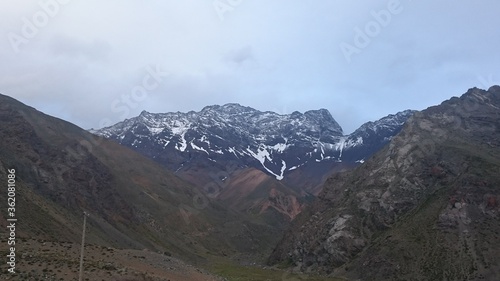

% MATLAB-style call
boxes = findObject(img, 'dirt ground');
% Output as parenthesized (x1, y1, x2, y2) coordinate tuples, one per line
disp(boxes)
(0, 238, 226, 281)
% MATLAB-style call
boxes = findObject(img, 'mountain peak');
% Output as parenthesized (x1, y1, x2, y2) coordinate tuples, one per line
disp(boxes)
(352, 109, 415, 134)
(489, 85, 500, 92)
(304, 108, 331, 116)
(438, 86, 500, 113)
(222, 102, 244, 108)
(220, 103, 257, 114)
(139, 110, 150, 116)
(460, 85, 500, 100)
(91, 103, 412, 180)
(304, 108, 343, 135)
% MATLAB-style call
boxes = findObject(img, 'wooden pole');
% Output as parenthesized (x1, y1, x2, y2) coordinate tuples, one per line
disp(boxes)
(78, 212, 87, 281)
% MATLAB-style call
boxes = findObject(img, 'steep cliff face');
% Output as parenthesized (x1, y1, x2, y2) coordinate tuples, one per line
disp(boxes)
(269, 86, 500, 280)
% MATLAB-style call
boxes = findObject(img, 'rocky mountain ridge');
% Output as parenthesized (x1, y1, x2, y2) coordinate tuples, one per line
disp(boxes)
(91, 104, 414, 182)
(268, 86, 500, 280)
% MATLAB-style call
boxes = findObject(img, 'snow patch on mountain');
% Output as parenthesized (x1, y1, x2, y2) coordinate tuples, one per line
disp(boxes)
(176, 133, 187, 151)
(278, 160, 287, 180)
(271, 142, 289, 153)
(190, 141, 209, 154)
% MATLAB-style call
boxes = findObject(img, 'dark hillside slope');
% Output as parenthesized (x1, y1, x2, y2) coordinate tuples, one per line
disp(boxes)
(0, 93, 280, 266)
(269, 86, 500, 280)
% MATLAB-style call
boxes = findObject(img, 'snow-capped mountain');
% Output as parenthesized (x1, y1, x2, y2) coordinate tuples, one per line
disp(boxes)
(90, 104, 414, 181)
(341, 109, 416, 163)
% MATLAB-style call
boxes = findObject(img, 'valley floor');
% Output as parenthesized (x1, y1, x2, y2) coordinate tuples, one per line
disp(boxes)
(0, 238, 222, 281)
(0, 236, 346, 281)
(0, 238, 344, 281)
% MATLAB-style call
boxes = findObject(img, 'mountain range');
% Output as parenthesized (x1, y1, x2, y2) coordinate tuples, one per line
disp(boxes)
(91, 105, 413, 183)
(1, 86, 499, 280)
(90, 104, 414, 222)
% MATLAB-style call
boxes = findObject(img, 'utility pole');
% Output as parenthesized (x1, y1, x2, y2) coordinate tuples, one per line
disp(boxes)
(78, 211, 88, 281)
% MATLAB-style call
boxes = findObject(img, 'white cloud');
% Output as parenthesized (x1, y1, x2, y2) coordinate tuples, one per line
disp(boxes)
(0, 1, 499, 133)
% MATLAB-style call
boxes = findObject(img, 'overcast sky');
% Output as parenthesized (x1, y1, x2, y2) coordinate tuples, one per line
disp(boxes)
(1, 1, 499, 134)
